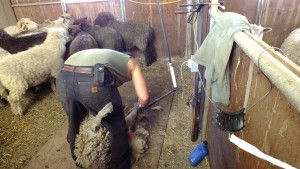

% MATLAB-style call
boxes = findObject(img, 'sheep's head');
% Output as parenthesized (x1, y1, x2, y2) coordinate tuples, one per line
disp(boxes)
(67, 24, 82, 40)
(251, 24, 272, 39)
(73, 17, 91, 31)
(73, 17, 88, 25)
(93, 12, 115, 27)
(17, 18, 38, 32)
(53, 13, 75, 26)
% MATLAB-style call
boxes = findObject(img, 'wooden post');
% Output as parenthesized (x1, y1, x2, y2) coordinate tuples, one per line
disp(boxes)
(0, 0, 17, 28)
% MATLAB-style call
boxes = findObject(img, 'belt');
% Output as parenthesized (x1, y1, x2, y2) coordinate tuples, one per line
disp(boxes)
(62, 65, 93, 74)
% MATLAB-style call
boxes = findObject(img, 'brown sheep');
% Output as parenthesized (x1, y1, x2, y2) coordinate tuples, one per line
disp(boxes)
(67, 24, 98, 59)
(73, 17, 125, 52)
(93, 12, 157, 66)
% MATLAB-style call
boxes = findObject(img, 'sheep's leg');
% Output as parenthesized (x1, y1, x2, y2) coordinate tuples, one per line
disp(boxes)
(0, 83, 8, 99)
(49, 78, 56, 91)
(144, 44, 157, 66)
(91, 102, 113, 132)
(125, 102, 140, 128)
(7, 85, 27, 116)
(7, 99, 23, 116)
(148, 44, 157, 63)
(7, 95, 24, 116)
(139, 44, 157, 66)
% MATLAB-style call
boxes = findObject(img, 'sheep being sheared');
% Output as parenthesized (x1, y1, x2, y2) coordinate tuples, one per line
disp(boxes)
(0, 28, 47, 54)
(67, 24, 98, 59)
(280, 28, 300, 66)
(93, 12, 157, 66)
(0, 27, 69, 116)
(74, 102, 149, 169)
(73, 17, 125, 52)
(4, 18, 38, 36)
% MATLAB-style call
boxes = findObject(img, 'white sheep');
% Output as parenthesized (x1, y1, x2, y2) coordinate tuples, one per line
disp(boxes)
(0, 27, 69, 116)
(280, 28, 300, 66)
(0, 47, 9, 60)
(53, 13, 75, 26)
(74, 102, 149, 168)
(251, 24, 272, 39)
(38, 13, 75, 30)
(4, 18, 38, 36)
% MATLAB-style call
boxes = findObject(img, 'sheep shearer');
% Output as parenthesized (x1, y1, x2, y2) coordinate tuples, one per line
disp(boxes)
(56, 48, 149, 168)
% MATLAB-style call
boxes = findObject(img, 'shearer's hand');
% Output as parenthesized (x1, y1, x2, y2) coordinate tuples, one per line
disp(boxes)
(125, 101, 142, 128)
(133, 101, 142, 111)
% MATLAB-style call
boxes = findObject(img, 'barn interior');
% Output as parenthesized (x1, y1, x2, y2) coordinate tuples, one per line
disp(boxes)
(0, 0, 300, 169)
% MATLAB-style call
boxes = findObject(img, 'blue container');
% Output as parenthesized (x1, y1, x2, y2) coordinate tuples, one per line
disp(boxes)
(188, 141, 208, 167)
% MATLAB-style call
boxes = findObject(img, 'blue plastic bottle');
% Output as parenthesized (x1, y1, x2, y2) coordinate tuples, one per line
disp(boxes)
(188, 141, 208, 167)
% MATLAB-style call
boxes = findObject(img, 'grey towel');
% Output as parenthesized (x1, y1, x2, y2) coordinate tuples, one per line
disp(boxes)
(192, 12, 254, 106)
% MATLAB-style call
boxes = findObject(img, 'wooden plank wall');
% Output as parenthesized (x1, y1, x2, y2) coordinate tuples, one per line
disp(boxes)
(125, 0, 187, 57)
(207, 0, 300, 169)
(65, 1, 122, 23)
(9, 0, 188, 59)
(10, 0, 63, 24)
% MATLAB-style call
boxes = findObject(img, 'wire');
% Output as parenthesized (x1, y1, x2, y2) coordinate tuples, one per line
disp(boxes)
(182, 58, 273, 113)
(187, 4, 202, 23)
(244, 79, 272, 113)
(180, 60, 189, 99)
(242, 46, 287, 112)
(180, 59, 220, 111)
(243, 47, 284, 112)
(127, 0, 183, 5)
(257, 46, 287, 69)
(192, 11, 199, 49)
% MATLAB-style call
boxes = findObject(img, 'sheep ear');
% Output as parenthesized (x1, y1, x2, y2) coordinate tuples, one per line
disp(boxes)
(263, 27, 272, 34)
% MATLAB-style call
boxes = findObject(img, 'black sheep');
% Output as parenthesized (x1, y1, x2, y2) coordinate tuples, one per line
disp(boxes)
(67, 24, 98, 58)
(93, 12, 157, 66)
(0, 29, 47, 54)
(73, 17, 125, 52)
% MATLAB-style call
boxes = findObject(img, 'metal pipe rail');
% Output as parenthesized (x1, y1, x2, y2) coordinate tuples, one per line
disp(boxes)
(209, 0, 300, 112)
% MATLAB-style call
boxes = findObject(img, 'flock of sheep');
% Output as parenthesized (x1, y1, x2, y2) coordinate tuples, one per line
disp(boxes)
(0, 12, 158, 115)
(0, 12, 155, 168)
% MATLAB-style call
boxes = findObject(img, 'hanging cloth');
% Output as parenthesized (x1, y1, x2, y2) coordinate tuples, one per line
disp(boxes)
(192, 12, 255, 106)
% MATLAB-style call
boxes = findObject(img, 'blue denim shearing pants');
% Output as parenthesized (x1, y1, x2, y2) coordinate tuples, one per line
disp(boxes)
(56, 65, 131, 169)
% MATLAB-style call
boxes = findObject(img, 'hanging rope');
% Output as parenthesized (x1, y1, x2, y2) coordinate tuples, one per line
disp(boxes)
(127, 0, 183, 5)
